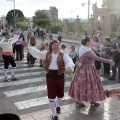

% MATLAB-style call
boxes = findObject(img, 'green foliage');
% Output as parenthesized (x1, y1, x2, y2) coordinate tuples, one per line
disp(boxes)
(16, 19, 29, 30)
(46, 21, 62, 33)
(34, 18, 51, 27)
(32, 9, 62, 33)
(6, 9, 24, 26)
(33, 10, 49, 21)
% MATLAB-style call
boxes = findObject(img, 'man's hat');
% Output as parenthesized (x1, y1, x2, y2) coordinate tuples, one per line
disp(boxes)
(51, 40, 60, 45)
(2, 32, 10, 36)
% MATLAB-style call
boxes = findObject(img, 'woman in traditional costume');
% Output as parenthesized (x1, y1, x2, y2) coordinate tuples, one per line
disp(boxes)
(69, 37, 115, 107)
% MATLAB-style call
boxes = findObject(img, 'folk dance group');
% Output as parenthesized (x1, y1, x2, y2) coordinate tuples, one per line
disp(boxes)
(0, 31, 120, 120)
(23, 37, 115, 120)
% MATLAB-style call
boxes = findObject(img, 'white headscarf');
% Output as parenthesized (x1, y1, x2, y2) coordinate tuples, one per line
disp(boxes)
(79, 45, 92, 58)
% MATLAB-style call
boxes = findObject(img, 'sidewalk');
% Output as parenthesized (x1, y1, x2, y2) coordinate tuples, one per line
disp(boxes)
(62, 38, 80, 44)
(36, 35, 80, 44)
(20, 96, 120, 120)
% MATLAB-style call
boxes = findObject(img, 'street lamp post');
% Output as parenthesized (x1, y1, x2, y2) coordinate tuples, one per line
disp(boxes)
(81, 0, 90, 20)
(81, 0, 91, 36)
(7, 0, 16, 28)
(88, 0, 90, 20)
(70, 10, 74, 31)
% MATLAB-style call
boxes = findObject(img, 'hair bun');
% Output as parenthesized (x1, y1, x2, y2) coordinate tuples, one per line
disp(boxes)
(81, 37, 90, 45)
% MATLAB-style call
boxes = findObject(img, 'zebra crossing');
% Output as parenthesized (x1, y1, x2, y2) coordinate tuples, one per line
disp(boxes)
(0, 56, 120, 115)
(0, 57, 73, 114)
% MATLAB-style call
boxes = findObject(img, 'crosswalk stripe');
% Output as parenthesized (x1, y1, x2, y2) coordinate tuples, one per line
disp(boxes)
(0, 77, 45, 88)
(0, 67, 42, 73)
(14, 92, 70, 110)
(13, 83, 120, 110)
(103, 83, 120, 90)
(0, 71, 46, 79)
(4, 79, 120, 97)
(4, 81, 71, 97)
(0, 63, 42, 69)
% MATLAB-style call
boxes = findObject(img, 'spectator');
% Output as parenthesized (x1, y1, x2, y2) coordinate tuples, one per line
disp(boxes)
(101, 37, 112, 77)
(57, 30, 62, 43)
(91, 35, 101, 50)
(60, 44, 69, 54)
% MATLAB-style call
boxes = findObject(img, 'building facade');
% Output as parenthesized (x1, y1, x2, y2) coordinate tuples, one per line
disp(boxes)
(0, 15, 6, 29)
(40, 6, 58, 21)
(92, 0, 120, 37)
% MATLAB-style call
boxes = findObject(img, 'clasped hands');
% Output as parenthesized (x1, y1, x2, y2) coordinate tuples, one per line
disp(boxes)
(66, 67, 73, 75)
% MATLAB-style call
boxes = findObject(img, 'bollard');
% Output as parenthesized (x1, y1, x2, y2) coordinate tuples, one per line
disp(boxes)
(0, 113, 20, 120)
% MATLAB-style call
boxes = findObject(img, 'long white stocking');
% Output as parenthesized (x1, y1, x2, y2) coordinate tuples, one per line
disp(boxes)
(11, 67, 16, 77)
(56, 97, 62, 107)
(4, 69, 8, 78)
(49, 98, 57, 117)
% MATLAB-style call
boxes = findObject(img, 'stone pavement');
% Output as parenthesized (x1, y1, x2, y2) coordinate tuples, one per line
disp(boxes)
(62, 38, 80, 44)
(20, 96, 120, 120)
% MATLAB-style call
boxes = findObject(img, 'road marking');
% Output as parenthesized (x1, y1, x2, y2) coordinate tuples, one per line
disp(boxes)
(4, 81, 120, 97)
(103, 83, 120, 90)
(14, 83, 120, 110)
(4, 81, 71, 97)
(0, 63, 42, 68)
(0, 77, 45, 88)
(14, 92, 70, 110)
(0, 67, 43, 73)
(0, 71, 46, 80)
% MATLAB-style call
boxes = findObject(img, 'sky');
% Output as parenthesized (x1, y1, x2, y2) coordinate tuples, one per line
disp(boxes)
(0, 0, 102, 19)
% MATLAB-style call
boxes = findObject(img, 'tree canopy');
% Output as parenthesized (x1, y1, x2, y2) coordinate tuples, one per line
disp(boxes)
(6, 9, 24, 26)
(34, 18, 51, 27)
(32, 10, 49, 21)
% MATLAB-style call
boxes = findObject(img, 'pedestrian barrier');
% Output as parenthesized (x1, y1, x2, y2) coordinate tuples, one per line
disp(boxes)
(0, 113, 20, 120)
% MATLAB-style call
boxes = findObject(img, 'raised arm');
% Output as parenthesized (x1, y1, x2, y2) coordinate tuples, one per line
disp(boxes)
(10, 35, 20, 44)
(86, 51, 110, 64)
(28, 45, 47, 60)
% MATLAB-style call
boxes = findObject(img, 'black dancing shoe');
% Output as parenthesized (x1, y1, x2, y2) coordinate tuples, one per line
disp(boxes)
(52, 116, 58, 120)
(4, 77, 11, 82)
(56, 107, 61, 113)
(11, 77, 18, 81)
(105, 90, 110, 97)
(39, 65, 43, 67)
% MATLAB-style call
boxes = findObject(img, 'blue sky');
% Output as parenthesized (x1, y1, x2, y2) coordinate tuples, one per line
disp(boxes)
(0, 0, 102, 19)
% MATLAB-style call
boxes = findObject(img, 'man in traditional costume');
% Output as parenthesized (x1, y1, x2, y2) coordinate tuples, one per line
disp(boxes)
(23, 40, 74, 120)
(0, 32, 20, 82)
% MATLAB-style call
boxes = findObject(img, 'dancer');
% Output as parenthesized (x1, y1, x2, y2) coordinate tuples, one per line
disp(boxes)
(23, 40, 74, 120)
(0, 32, 20, 82)
(69, 37, 115, 107)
